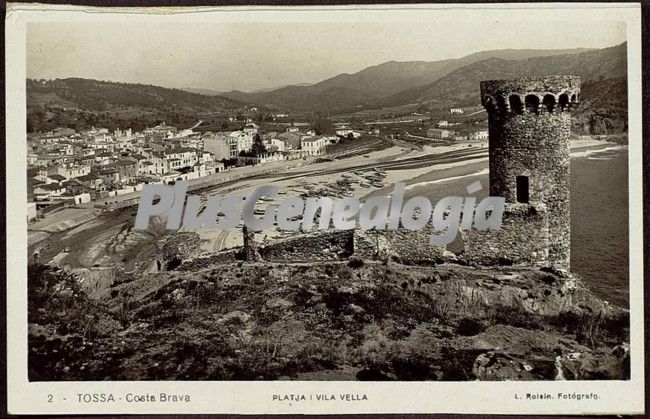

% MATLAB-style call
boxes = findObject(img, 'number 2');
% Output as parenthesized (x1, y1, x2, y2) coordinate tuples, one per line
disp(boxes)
(47, 394, 53, 403)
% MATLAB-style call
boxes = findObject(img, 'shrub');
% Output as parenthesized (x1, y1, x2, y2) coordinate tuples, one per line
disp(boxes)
(347, 257, 365, 269)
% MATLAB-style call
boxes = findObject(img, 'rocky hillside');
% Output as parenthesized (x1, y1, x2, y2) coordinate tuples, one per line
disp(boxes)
(29, 256, 629, 381)
(572, 77, 628, 134)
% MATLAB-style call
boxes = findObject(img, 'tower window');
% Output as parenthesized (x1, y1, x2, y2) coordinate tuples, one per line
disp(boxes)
(516, 176, 529, 203)
(509, 95, 523, 114)
(525, 95, 540, 113)
(543, 94, 556, 113)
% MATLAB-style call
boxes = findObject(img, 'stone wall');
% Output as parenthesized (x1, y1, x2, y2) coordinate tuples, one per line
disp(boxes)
(460, 202, 550, 267)
(177, 227, 449, 269)
(158, 232, 202, 270)
(178, 248, 240, 271)
(258, 230, 354, 262)
(487, 112, 571, 270)
(178, 230, 355, 270)
(354, 228, 446, 265)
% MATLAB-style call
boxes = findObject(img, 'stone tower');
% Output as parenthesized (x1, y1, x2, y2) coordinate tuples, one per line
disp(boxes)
(480, 76, 580, 270)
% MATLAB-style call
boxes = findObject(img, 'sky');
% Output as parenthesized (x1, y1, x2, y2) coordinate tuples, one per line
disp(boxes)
(27, 20, 626, 92)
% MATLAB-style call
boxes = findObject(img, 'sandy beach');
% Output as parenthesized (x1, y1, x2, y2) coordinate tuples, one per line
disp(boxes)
(194, 137, 620, 252)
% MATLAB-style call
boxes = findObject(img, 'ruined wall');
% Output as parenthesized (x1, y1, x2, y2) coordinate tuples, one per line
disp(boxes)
(242, 227, 448, 265)
(158, 232, 202, 270)
(461, 203, 550, 267)
(258, 230, 354, 262)
(480, 76, 580, 270)
(178, 248, 240, 271)
(177, 230, 355, 270)
(177, 226, 450, 270)
(354, 228, 446, 265)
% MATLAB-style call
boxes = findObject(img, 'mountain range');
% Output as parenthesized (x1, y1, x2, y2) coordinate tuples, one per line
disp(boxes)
(375, 43, 626, 109)
(215, 46, 625, 112)
(27, 43, 627, 133)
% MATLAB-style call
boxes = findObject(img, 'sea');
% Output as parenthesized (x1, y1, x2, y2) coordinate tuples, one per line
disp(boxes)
(402, 146, 630, 308)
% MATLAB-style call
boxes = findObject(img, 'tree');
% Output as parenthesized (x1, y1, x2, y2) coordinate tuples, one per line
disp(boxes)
(311, 114, 333, 135)
(254, 113, 265, 125)
(250, 133, 267, 155)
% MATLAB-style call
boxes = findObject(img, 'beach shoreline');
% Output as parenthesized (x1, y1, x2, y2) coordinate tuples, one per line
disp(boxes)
(29, 138, 623, 264)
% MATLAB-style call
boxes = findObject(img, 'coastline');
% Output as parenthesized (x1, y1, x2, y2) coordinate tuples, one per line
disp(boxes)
(28, 138, 623, 266)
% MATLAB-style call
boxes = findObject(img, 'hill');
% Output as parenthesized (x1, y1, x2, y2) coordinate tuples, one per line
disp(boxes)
(376, 43, 626, 109)
(572, 77, 628, 134)
(180, 87, 226, 96)
(27, 78, 246, 133)
(219, 47, 594, 112)
(28, 253, 628, 381)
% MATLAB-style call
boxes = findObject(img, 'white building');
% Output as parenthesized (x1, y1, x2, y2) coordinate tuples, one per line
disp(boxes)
(52, 163, 91, 179)
(203, 130, 253, 159)
(142, 154, 168, 175)
(163, 148, 199, 168)
(301, 136, 331, 155)
(27, 202, 37, 222)
(114, 128, 133, 139)
(469, 130, 489, 140)
(450, 108, 464, 115)
(265, 138, 286, 152)
(427, 128, 452, 139)
(33, 183, 66, 200)
(203, 133, 232, 160)
(230, 131, 254, 156)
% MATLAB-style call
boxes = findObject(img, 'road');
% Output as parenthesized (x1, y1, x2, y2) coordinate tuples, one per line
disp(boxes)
(189, 120, 204, 130)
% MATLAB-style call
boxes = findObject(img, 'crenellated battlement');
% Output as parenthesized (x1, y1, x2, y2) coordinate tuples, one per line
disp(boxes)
(480, 76, 581, 115)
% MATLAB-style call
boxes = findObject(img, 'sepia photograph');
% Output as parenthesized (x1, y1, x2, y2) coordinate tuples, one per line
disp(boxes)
(5, 2, 644, 416)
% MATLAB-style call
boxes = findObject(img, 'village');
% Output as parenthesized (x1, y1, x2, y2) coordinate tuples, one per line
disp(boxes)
(26, 106, 489, 224)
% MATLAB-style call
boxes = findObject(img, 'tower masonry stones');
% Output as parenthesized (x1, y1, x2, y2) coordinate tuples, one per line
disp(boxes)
(462, 76, 580, 272)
